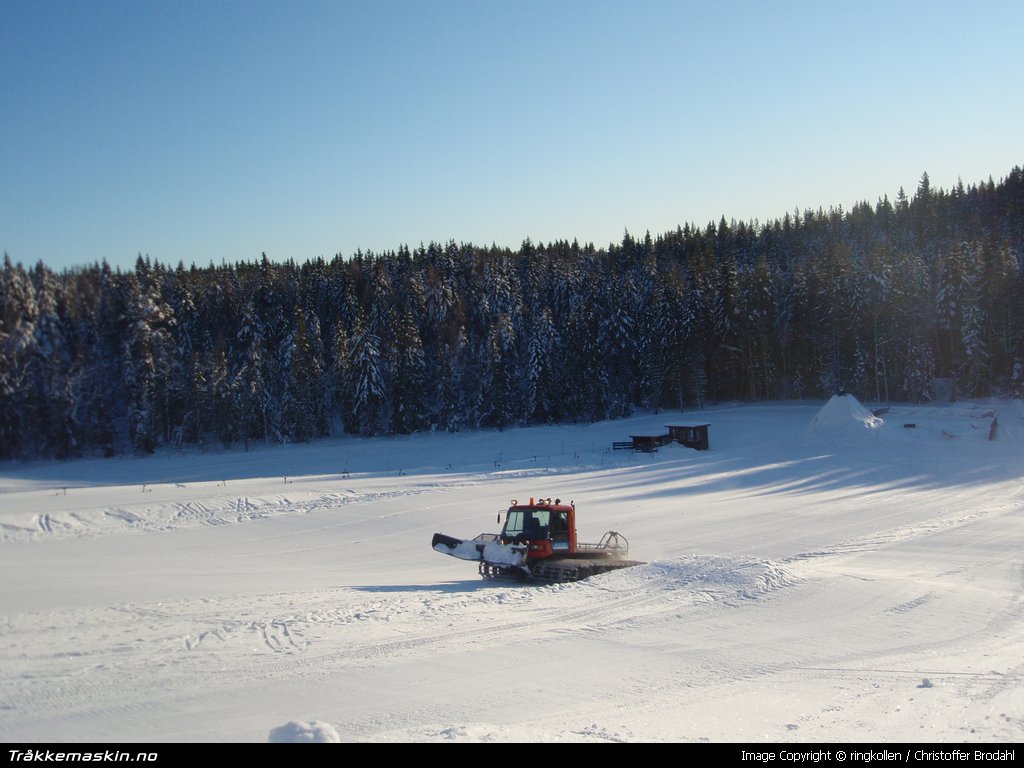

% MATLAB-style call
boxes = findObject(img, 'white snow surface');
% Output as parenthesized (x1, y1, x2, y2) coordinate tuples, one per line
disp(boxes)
(1, 400, 1022, 743)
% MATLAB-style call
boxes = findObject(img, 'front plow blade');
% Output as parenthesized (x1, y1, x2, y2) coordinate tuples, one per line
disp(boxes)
(431, 532, 528, 568)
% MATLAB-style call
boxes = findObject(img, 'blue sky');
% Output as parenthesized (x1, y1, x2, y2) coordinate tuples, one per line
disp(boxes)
(2, 0, 1022, 271)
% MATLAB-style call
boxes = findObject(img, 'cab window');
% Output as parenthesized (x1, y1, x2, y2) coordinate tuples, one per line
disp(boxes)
(502, 508, 550, 539)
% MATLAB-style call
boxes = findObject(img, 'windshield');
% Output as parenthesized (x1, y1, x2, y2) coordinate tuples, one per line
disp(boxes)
(502, 508, 551, 539)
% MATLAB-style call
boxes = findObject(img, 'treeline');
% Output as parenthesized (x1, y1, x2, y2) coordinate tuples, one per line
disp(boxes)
(1, 167, 1022, 459)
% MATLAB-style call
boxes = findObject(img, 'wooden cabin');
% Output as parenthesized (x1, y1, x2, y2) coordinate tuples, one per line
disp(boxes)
(666, 424, 710, 451)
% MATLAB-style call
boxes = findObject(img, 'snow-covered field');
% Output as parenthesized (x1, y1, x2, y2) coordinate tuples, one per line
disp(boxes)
(1, 397, 1022, 743)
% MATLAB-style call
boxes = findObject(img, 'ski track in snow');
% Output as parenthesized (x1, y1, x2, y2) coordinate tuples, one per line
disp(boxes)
(3, 488, 423, 542)
(0, 556, 799, 740)
(0, 471, 576, 544)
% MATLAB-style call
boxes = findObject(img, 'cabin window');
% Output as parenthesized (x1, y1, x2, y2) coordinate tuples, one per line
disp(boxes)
(502, 508, 550, 540)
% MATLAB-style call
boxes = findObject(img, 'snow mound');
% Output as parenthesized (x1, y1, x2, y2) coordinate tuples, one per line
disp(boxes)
(268, 720, 341, 743)
(807, 394, 883, 437)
